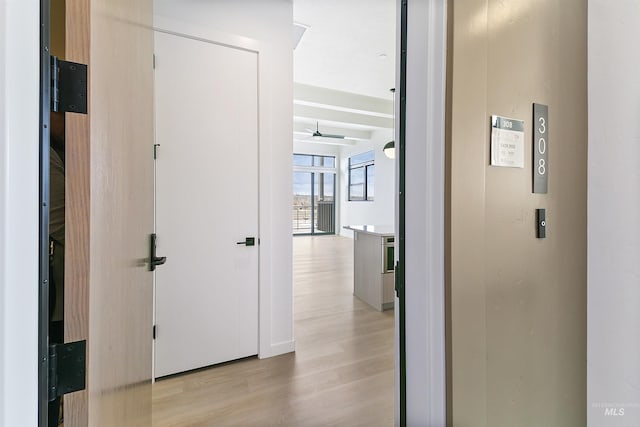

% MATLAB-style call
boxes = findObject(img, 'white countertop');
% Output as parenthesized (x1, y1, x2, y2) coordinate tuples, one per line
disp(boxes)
(343, 225, 395, 237)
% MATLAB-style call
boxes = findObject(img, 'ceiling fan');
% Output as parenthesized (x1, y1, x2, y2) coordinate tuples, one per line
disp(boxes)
(307, 122, 345, 139)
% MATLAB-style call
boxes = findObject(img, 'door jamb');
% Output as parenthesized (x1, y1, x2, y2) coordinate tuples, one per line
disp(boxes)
(396, 0, 448, 425)
(38, 0, 52, 424)
(397, 0, 407, 423)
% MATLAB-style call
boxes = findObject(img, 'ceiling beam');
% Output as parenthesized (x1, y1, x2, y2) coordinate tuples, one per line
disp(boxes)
(294, 104, 393, 129)
(293, 122, 371, 140)
(294, 83, 393, 117)
(293, 138, 357, 147)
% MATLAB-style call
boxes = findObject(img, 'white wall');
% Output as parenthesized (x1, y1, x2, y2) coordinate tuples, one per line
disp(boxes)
(154, 0, 294, 356)
(588, 1, 640, 425)
(0, 0, 40, 425)
(340, 129, 395, 237)
(399, 0, 447, 425)
(0, 0, 6, 418)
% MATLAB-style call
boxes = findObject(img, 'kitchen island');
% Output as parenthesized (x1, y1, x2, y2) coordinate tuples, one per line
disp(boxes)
(344, 225, 395, 311)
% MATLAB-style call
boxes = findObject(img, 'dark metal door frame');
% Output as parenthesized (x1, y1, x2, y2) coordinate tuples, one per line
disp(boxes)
(38, 0, 52, 425)
(397, 0, 408, 425)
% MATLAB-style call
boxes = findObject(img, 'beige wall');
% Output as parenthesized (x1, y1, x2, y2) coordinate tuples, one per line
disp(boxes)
(447, 1, 587, 426)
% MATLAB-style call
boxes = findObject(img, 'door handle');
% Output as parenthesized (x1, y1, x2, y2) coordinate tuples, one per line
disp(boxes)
(149, 233, 167, 271)
(236, 237, 256, 247)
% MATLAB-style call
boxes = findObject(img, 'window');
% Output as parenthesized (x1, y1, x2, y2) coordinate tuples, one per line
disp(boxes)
(348, 150, 375, 201)
(292, 154, 336, 235)
(293, 153, 335, 168)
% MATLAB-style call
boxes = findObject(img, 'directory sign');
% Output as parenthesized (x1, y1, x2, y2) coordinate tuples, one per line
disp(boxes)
(490, 115, 525, 168)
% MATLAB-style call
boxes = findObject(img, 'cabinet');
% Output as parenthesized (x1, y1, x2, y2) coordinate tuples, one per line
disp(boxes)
(345, 225, 395, 311)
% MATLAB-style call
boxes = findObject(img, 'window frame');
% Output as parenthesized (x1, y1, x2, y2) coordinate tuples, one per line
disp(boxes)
(348, 151, 375, 202)
(292, 154, 337, 235)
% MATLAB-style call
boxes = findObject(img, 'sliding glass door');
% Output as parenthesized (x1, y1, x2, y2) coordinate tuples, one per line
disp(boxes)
(314, 172, 335, 234)
(293, 154, 336, 235)
(293, 171, 313, 234)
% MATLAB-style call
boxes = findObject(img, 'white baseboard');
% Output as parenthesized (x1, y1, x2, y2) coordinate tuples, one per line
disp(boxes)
(260, 340, 295, 359)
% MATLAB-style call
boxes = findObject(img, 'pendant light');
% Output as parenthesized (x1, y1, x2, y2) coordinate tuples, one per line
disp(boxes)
(384, 88, 396, 159)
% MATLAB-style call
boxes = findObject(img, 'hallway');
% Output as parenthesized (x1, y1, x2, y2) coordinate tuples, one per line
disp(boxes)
(152, 236, 394, 426)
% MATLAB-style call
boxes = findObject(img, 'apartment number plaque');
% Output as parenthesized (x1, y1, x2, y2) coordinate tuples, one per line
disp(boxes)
(490, 115, 525, 168)
(533, 103, 549, 193)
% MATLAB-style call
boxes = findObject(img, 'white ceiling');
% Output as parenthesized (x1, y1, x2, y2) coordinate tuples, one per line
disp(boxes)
(293, 0, 396, 100)
(293, 0, 396, 143)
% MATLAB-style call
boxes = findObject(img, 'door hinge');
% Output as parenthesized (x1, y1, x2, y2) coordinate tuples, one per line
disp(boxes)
(48, 340, 86, 401)
(153, 325, 157, 340)
(153, 54, 156, 69)
(51, 56, 88, 114)
(153, 144, 160, 159)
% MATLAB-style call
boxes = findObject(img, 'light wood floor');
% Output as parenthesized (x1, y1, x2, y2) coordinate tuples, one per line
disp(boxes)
(152, 235, 395, 426)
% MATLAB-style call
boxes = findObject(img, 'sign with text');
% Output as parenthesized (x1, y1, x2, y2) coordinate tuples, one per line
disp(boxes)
(490, 115, 525, 168)
(533, 103, 549, 193)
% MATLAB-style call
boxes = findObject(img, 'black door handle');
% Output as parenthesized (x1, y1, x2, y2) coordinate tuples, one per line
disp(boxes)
(236, 237, 256, 246)
(150, 233, 167, 271)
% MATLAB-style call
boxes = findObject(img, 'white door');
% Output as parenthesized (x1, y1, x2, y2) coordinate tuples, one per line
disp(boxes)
(153, 31, 259, 378)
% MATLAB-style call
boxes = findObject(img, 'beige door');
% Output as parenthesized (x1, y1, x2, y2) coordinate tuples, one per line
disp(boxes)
(63, 0, 155, 425)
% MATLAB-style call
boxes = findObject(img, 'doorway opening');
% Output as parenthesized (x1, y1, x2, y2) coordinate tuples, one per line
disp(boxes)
(291, 0, 397, 423)
(151, 0, 401, 425)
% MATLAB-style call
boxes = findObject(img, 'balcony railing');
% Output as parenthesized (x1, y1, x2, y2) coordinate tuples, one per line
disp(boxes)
(292, 201, 335, 234)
